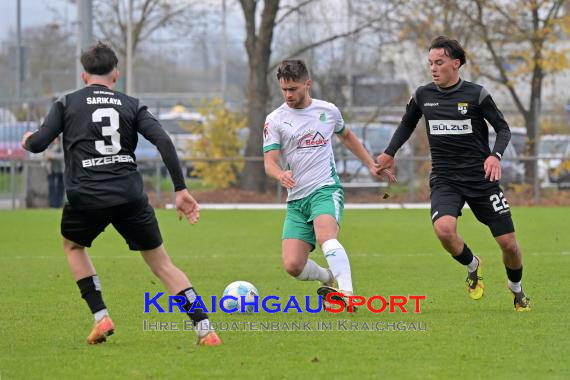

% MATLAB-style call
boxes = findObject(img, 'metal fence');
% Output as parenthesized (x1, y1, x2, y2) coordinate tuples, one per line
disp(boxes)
(2, 154, 569, 210)
(2, 97, 569, 208)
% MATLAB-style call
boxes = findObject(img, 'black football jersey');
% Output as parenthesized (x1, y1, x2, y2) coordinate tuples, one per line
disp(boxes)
(26, 84, 186, 209)
(385, 79, 511, 191)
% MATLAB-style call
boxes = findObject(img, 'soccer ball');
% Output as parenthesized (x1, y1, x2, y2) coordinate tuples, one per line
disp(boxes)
(222, 281, 259, 313)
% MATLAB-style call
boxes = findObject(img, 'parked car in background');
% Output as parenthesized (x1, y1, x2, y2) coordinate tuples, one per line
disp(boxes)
(488, 128, 525, 185)
(134, 106, 204, 175)
(0, 108, 17, 124)
(333, 123, 412, 183)
(157, 106, 204, 159)
(539, 135, 570, 187)
(134, 134, 159, 161)
(0, 122, 38, 164)
(505, 126, 527, 156)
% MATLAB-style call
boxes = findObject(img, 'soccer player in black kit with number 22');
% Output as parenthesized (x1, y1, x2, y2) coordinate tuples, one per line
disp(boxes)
(22, 42, 222, 345)
(376, 36, 531, 311)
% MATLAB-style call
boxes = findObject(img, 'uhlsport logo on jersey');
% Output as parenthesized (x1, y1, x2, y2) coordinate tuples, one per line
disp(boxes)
(458, 102, 468, 115)
(297, 131, 328, 149)
(428, 119, 472, 135)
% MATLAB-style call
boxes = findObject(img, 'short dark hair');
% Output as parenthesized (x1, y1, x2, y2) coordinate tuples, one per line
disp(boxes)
(277, 60, 309, 82)
(428, 36, 466, 67)
(80, 41, 118, 75)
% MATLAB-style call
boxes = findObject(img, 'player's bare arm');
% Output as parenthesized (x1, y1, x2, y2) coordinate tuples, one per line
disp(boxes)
(264, 149, 296, 188)
(337, 129, 396, 182)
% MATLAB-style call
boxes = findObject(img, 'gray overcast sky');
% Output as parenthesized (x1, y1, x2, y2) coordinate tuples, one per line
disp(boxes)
(0, 0, 75, 40)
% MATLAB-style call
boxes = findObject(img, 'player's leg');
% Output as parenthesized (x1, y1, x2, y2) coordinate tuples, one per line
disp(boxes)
(282, 239, 331, 282)
(61, 204, 113, 344)
(471, 189, 531, 311)
(281, 200, 332, 284)
(494, 232, 530, 310)
(431, 186, 483, 299)
(305, 186, 351, 293)
(140, 246, 220, 345)
(313, 214, 352, 293)
(306, 185, 357, 312)
(113, 195, 221, 345)
(313, 213, 359, 312)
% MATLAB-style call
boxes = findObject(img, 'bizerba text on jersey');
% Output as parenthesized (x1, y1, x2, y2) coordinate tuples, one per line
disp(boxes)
(82, 155, 134, 167)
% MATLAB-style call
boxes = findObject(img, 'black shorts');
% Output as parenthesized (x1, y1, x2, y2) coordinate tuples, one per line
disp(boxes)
(61, 195, 163, 251)
(430, 182, 514, 237)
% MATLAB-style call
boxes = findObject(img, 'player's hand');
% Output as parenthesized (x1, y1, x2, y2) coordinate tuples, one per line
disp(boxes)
(374, 153, 397, 181)
(484, 155, 501, 182)
(21, 131, 33, 149)
(369, 162, 397, 183)
(175, 189, 200, 224)
(278, 170, 296, 189)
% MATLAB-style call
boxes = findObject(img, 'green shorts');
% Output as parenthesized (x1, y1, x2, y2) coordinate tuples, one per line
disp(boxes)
(282, 185, 344, 249)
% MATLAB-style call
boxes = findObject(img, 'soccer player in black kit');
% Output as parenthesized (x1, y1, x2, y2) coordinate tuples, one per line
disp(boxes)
(21, 42, 223, 345)
(376, 36, 531, 311)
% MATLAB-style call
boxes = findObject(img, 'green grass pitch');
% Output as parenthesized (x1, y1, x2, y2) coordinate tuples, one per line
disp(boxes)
(0, 207, 569, 379)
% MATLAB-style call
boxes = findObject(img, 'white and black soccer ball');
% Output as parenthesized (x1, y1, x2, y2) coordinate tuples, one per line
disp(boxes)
(222, 281, 259, 313)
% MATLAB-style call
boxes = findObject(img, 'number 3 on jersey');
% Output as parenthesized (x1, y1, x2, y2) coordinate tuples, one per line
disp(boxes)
(93, 108, 121, 155)
(490, 192, 509, 212)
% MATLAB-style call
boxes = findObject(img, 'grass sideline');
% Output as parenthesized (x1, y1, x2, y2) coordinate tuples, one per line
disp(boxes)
(0, 208, 569, 379)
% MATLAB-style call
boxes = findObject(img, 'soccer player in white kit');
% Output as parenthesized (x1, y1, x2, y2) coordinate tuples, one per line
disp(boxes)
(263, 60, 395, 310)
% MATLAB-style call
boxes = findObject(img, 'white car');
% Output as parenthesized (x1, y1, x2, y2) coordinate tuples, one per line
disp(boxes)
(538, 135, 570, 187)
(333, 123, 412, 183)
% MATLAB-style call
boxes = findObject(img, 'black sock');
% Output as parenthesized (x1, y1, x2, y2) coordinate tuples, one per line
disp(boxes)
(77, 275, 106, 314)
(177, 287, 208, 326)
(452, 244, 474, 266)
(506, 266, 523, 283)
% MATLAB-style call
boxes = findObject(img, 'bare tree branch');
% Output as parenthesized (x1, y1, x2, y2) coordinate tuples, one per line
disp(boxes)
(275, 0, 314, 25)
(269, 16, 383, 71)
(473, 0, 528, 117)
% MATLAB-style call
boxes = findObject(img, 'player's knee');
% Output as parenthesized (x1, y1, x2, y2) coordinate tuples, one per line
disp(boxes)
(499, 238, 519, 256)
(316, 235, 332, 247)
(433, 223, 456, 243)
(63, 238, 84, 252)
(283, 259, 304, 277)
(316, 230, 340, 247)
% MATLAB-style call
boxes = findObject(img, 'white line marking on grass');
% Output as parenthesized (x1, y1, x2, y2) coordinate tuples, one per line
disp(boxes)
(166, 203, 432, 210)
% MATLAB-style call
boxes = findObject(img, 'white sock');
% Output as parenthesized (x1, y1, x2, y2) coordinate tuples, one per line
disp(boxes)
(94, 308, 109, 322)
(508, 280, 522, 293)
(195, 319, 212, 338)
(322, 239, 353, 293)
(295, 259, 331, 283)
(467, 256, 479, 273)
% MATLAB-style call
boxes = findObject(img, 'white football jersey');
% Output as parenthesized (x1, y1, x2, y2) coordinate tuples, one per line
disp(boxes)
(263, 99, 345, 201)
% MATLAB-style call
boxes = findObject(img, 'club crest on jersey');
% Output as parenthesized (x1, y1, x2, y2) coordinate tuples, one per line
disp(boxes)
(319, 112, 327, 122)
(297, 131, 327, 149)
(458, 102, 468, 115)
(263, 122, 269, 138)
